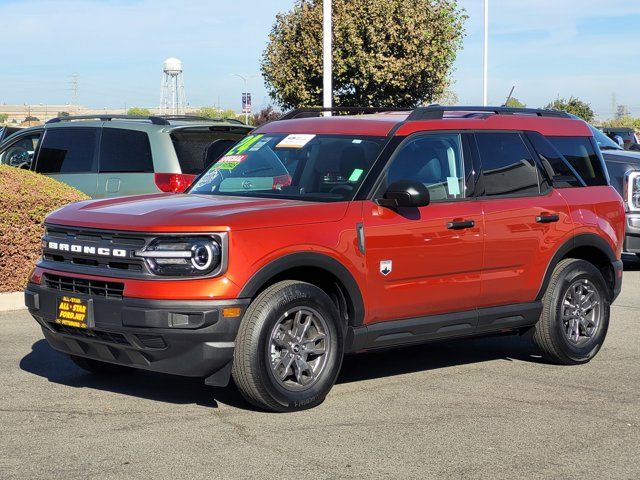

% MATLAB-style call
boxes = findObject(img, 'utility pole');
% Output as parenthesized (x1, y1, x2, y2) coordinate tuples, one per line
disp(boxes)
(483, 0, 489, 106)
(70, 73, 79, 112)
(323, 0, 333, 115)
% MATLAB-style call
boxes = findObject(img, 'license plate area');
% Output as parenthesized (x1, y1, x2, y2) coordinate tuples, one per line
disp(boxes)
(56, 296, 92, 329)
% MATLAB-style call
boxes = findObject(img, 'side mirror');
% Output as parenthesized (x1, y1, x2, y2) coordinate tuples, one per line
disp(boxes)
(377, 180, 430, 208)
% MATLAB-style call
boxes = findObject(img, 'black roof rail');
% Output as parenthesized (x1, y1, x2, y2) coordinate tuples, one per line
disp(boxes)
(406, 106, 571, 121)
(279, 107, 411, 120)
(46, 115, 170, 125)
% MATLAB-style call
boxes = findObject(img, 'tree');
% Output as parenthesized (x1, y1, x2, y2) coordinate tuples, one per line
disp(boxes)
(262, 0, 467, 109)
(24, 116, 40, 122)
(127, 107, 151, 116)
(505, 97, 526, 108)
(0, 113, 8, 124)
(195, 107, 246, 123)
(544, 97, 594, 122)
(252, 105, 282, 126)
(57, 111, 70, 118)
(601, 116, 640, 130)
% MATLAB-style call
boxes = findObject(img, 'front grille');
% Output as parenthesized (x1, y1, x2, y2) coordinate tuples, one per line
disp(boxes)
(50, 323, 130, 345)
(42, 225, 148, 275)
(44, 273, 124, 299)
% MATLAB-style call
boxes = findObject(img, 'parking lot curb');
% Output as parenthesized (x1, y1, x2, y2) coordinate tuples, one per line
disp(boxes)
(0, 292, 25, 312)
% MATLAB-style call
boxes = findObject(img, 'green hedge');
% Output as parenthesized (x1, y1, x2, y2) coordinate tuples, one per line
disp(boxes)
(0, 166, 89, 292)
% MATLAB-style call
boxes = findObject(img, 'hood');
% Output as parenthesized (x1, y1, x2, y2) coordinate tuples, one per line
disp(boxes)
(46, 193, 349, 232)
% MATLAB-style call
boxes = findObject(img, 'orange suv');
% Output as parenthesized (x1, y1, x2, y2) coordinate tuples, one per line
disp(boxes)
(25, 106, 625, 411)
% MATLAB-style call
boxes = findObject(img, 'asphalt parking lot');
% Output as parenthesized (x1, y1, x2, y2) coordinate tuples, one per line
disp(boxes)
(1, 260, 639, 480)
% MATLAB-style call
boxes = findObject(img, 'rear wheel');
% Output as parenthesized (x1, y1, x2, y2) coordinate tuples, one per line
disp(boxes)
(533, 258, 610, 364)
(232, 280, 344, 412)
(69, 355, 132, 375)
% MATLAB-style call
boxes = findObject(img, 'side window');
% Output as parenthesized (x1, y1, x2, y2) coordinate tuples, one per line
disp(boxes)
(100, 128, 153, 173)
(385, 133, 466, 202)
(476, 133, 540, 197)
(0, 132, 42, 168)
(525, 131, 582, 188)
(36, 128, 98, 174)
(547, 137, 607, 186)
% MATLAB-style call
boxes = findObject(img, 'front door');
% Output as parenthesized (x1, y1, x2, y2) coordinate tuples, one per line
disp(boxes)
(363, 132, 483, 326)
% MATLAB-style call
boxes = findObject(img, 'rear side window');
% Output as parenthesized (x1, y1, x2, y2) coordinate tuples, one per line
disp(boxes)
(475, 133, 540, 196)
(525, 132, 582, 188)
(547, 137, 607, 186)
(99, 128, 152, 173)
(36, 128, 98, 174)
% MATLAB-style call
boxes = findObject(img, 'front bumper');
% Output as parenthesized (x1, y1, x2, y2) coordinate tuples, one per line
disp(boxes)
(25, 283, 249, 386)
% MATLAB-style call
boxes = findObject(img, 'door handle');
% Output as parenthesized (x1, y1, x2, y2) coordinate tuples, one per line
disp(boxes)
(536, 213, 560, 223)
(447, 220, 475, 230)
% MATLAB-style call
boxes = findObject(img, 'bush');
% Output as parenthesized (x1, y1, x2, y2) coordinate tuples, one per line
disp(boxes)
(0, 166, 89, 292)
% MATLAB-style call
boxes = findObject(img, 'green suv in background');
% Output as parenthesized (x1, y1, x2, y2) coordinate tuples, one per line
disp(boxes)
(0, 115, 252, 197)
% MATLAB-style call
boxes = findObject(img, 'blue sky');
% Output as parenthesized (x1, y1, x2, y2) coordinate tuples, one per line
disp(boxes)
(0, 0, 638, 119)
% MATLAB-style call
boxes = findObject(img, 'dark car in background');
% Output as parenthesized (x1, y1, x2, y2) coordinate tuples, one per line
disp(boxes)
(0, 125, 22, 143)
(591, 125, 640, 257)
(601, 127, 640, 151)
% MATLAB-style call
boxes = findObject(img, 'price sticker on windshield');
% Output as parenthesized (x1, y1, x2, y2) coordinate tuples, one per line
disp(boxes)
(276, 134, 316, 149)
(216, 154, 246, 170)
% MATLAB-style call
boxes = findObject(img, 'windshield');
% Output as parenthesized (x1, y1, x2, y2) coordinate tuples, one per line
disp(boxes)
(189, 133, 387, 202)
(590, 125, 623, 151)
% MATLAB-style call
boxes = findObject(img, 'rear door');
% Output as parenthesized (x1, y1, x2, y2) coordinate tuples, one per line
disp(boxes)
(96, 127, 155, 198)
(34, 127, 99, 197)
(474, 132, 573, 321)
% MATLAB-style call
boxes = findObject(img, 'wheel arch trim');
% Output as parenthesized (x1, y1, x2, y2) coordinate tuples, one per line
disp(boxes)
(536, 233, 617, 301)
(238, 252, 366, 326)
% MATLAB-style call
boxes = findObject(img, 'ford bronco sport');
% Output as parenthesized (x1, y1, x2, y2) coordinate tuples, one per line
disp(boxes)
(25, 106, 625, 412)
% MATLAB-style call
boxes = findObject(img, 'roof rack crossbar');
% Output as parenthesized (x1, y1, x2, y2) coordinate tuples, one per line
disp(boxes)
(279, 107, 411, 120)
(46, 115, 170, 125)
(406, 106, 570, 121)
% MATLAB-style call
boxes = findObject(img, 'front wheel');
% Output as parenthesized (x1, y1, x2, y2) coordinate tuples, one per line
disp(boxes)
(533, 258, 610, 365)
(232, 281, 344, 412)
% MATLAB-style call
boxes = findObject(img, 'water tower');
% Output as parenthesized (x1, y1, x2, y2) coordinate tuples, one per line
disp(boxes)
(160, 57, 187, 115)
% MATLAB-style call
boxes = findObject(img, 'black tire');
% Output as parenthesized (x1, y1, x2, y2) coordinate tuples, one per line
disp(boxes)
(533, 258, 610, 365)
(232, 280, 344, 412)
(69, 355, 133, 375)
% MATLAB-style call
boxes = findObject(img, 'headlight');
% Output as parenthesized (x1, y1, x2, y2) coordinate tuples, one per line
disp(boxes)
(135, 237, 222, 276)
(625, 171, 640, 212)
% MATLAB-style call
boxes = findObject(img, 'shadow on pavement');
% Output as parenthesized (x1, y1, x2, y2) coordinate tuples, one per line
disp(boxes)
(21, 331, 542, 410)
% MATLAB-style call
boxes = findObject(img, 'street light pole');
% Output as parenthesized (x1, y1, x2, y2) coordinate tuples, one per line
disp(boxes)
(323, 0, 332, 115)
(233, 73, 257, 124)
(483, 0, 489, 106)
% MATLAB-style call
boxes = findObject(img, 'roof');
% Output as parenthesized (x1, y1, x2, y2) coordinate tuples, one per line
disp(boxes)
(43, 114, 251, 132)
(256, 106, 592, 137)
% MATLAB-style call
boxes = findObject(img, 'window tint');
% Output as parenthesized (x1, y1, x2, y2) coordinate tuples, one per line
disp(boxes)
(99, 128, 152, 173)
(475, 133, 540, 196)
(36, 128, 97, 174)
(386, 133, 466, 201)
(547, 137, 607, 186)
(525, 131, 582, 188)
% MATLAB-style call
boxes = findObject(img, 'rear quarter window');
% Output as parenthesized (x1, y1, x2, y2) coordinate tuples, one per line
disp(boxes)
(547, 136, 607, 186)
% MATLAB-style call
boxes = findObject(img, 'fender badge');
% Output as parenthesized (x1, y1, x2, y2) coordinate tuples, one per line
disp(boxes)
(380, 260, 392, 276)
